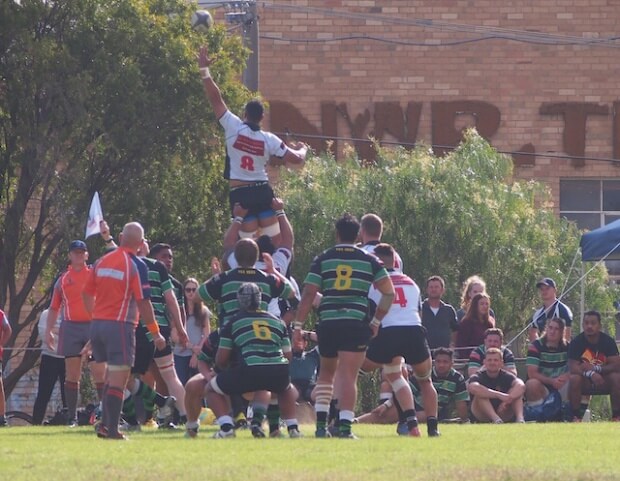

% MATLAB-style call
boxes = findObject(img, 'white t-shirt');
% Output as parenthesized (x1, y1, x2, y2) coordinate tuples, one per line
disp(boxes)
(37, 309, 63, 358)
(219, 110, 288, 182)
(361, 242, 404, 273)
(369, 271, 421, 328)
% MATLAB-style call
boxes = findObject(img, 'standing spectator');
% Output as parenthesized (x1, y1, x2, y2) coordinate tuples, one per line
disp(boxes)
(293, 214, 394, 438)
(359, 213, 404, 273)
(198, 44, 307, 242)
(421, 275, 458, 349)
(83, 222, 166, 440)
(529, 277, 573, 342)
(45, 240, 106, 426)
(32, 309, 67, 425)
(455, 293, 495, 360)
(174, 278, 211, 386)
(468, 328, 517, 377)
(456, 275, 492, 322)
(468, 348, 525, 423)
(525, 317, 569, 420)
(568, 310, 620, 421)
(0, 309, 12, 427)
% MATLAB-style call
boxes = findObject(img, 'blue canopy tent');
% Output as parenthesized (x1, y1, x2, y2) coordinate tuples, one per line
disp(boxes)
(580, 219, 620, 262)
(580, 220, 620, 340)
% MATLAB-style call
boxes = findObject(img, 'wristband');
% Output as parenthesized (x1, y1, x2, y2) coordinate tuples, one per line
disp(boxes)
(384, 399, 393, 409)
(233, 216, 244, 225)
(370, 317, 381, 328)
(275, 209, 285, 217)
(146, 322, 161, 337)
(200, 67, 211, 79)
(593, 365, 603, 374)
(583, 370, 595, 379)
(104, 237, 114, 244)
(293, 322, 303, 331)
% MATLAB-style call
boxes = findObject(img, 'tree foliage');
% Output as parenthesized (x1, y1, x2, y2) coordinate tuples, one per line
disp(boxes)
(279, 131, 617, 348)
(0, 0, 249, 394)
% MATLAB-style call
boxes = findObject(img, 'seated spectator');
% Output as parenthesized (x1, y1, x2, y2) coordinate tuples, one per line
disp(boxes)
(456, 275, 495, 322)
(289, 331, 319, 403)
(357, 348, 469, 424)
(525, 317, 569, 422)
(411, 347, 469, 422)
(455, 293, 496, 359)
(467, 347, 525, 423)
(568, 310, 620, 421)
(468, 328, 517, 377)
(421, 276, 458, 349)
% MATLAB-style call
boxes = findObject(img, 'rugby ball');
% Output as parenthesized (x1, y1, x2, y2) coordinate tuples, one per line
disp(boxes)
(191, 10, 214, 33)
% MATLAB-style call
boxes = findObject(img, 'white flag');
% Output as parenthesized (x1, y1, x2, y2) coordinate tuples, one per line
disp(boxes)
(85, 192, 104, 238)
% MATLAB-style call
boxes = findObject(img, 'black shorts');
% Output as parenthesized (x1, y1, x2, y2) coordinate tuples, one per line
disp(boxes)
(316, 320, 372, 358)
(132, 324, 155, 375)
(229, 182, 275, 219)
(214, 363, 290, 395)
(366, 325, 431, 366)
(153, 325, 172, 359)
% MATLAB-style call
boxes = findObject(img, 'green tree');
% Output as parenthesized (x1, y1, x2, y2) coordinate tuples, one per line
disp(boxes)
(280, 130, 616, 344)
(0, 0, 249, 395)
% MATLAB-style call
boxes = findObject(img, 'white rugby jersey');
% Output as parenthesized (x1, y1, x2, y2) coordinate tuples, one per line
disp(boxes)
(361, 242, 404, 273)
(219, 110, 288, 181)
(369, 271, 421, 327)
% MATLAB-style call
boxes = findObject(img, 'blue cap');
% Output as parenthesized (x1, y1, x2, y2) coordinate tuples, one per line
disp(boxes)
(69, 240, 87, 252)
(536, 277, 556, 289)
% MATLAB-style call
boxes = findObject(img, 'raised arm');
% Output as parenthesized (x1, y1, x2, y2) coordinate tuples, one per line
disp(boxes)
(198, 45, 227, 119)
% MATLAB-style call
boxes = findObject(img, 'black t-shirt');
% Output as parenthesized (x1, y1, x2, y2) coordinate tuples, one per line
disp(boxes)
(568, 332, 619, 365)
(469, 369, 516, 394)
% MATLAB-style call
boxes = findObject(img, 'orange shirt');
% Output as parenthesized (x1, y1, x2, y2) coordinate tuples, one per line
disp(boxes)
(50, 265, 92, 322)
(83, 247, 149, 325)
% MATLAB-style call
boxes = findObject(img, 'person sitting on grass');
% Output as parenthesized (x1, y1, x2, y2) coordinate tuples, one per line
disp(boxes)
(467, 347, 525, 423)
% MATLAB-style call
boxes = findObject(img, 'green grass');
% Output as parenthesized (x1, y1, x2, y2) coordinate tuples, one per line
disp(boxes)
(1, 423, 618, 481)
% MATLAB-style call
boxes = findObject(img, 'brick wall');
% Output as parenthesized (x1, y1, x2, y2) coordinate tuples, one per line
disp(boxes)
(252, 1, 620, 211)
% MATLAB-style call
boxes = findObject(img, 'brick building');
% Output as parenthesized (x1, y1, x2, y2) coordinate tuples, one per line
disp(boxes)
(245, 1, 620, 242)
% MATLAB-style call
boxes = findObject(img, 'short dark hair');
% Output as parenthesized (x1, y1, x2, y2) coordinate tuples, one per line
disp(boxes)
(256, 235, 275, 256)
(426, 275, 445, 288)
(335, 213, 360, 243)
(584, 310, 601, 323)
(245, 100, 264, 123)
(149, 243, 171, 258)
(234, 238, 259, 267)
(373, 243, 394, 259)
(433, 347, 453, 360)
(484, 327, 504, 341)
(360, 213, 383, 238)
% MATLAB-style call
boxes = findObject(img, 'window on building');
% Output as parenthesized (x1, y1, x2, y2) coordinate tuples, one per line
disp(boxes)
(560, 179, 620, 275)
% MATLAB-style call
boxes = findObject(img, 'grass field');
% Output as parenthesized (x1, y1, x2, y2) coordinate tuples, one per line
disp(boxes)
(1, 423, 619, 481)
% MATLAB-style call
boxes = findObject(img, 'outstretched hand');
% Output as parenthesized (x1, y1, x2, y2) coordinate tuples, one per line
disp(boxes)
(198, 45, 216, 69)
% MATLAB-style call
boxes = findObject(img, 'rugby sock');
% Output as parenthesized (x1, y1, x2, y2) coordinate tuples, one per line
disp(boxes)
(122, 393, 138, 426)
(285, 418, 299, 433)
(100, 384, 109, 427)
(65, 381, 79, 422)
(267, 402, 281, 434)
(105, 386, 125, 436)
(95, 382, 105, 401)
(403, 409, 419, 430)
(135, 379, 167, 408)
(379, 392, 392, 403)
(251, 402, 267, 427)
(427, 416, 439, 435)
(217, 415, 234, 433)
(314, 383, 333, 432)
(338, 410, 354, 436)
(329, 399, 340, 427)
